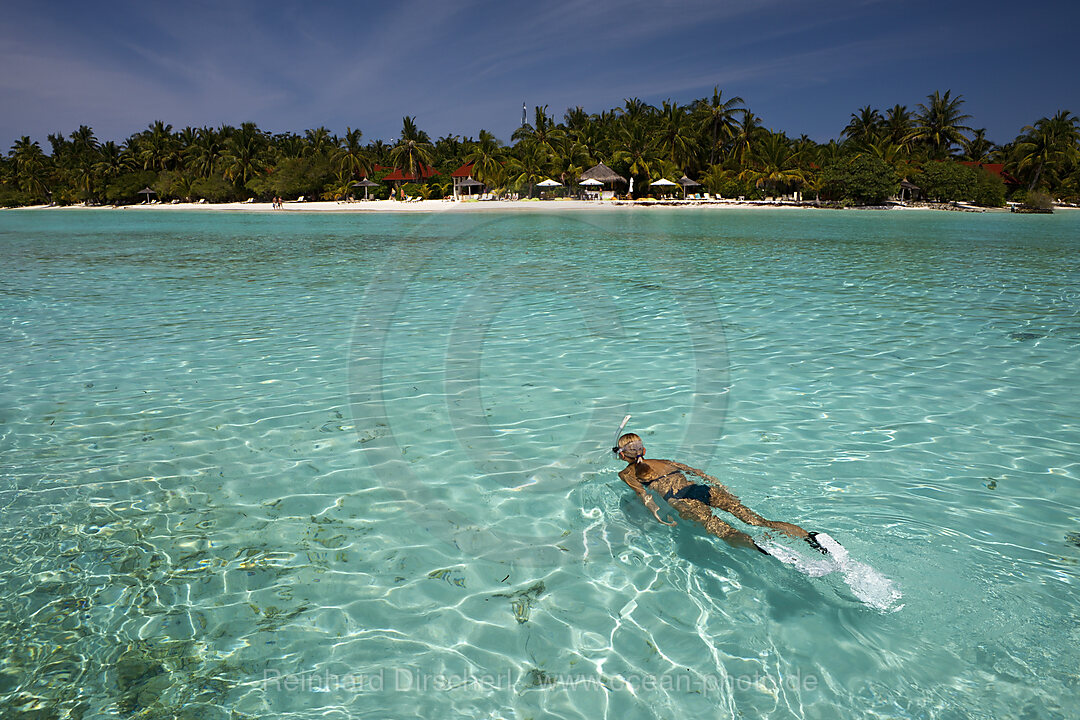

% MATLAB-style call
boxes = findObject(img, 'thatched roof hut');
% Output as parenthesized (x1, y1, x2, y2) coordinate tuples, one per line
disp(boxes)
(580, 162, 627, 184)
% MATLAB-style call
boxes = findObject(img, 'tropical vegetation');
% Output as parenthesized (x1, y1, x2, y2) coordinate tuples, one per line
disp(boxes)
(2, 90, 1077, 207)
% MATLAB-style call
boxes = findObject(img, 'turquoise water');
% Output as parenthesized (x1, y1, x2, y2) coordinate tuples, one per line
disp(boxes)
(2, 208, 1079, 719)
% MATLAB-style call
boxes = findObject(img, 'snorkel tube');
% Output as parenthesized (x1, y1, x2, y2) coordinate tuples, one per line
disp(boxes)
(612, 414, 632, 454)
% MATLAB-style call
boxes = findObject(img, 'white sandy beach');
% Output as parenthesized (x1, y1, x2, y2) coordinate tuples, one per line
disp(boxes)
(11, 198, 1001, 213)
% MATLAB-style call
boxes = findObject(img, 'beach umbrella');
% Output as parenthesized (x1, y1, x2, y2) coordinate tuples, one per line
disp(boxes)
(629, 177, 634, 195)
(678, 175, 701, 199)
(138, 187, 156, 203)
(649, 178, 678, 197)
(458, 177, 485, 197)
(536, 178, 562, 199)
(579, 177, 603, 200)
(351, 178, 380, 200)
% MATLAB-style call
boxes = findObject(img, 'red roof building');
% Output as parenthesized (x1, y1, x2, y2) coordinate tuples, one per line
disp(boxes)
(380, 164, 439, 182)
(450, 162, 475, 178)
(960, 162, 1020, 187)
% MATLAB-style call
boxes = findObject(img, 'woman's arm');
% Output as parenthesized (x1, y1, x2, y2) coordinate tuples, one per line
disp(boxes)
(619, 468, 676, 527)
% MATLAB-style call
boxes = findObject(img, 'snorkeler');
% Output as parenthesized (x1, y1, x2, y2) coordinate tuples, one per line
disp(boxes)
(613, 431, 827, 556)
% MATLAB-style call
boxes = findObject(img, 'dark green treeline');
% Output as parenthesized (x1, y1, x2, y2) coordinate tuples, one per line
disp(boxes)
(2, 90, 1077, 207)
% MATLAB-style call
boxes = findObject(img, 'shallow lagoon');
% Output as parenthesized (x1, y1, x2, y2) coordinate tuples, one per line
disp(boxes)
(1, 208, 1079, 719)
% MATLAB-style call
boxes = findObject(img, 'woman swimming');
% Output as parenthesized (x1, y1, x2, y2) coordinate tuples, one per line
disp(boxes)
(614, 432, 826, 555)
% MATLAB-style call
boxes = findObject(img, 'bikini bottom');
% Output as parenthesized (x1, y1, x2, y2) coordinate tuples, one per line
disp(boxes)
(663, 483, 712, 504)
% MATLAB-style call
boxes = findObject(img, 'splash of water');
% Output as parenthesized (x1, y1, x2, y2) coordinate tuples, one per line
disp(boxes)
(761, 533, 903, 611)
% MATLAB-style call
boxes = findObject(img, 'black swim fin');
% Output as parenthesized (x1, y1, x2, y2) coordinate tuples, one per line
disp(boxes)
(805, 532, 829, 554)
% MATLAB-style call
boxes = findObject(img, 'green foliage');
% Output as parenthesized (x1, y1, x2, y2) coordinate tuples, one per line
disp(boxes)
(821, 155, 899, 204)
(247, 156, 332, 200)
(969, 168, 1006, 207)
(105, 170, 158, 204)
(1022, 191, 1054, 210)
(913, 162, 1003, 205)
(5, 94, 1077, 206)
(0, 184, 36, 207)
(190, 175, 238, 202)
(700, 165, 757, 199)
(153, 170, 197, 201)
(914, 162, 968, 201)
(401, 182, 433, 198)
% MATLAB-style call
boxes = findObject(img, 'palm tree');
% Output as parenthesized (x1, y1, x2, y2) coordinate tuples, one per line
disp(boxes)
(174, 127, 198, 171)
(617, 97, 655, 127)
(463, 129, 505, 189)
(739, 132, 804, 197)
(69, 125, 100, 155)
(507, 143, 551, 198)
(93, 141, 128, 185)
(730, 110, 765, 167)
(694, 86, 744, 166)
(304, 127, 336, 157)
(434, 134, 463, 166)
(562, 106, 591, 141)
(389, 116, 435, 184)
(656, 101, 699, 171)
(10, 136, 50, 198)
(368, 140, 391, 165)
(273, 132, 306, 160)
(549, 136, 591, 188)
(222, 122, 268, 185)
(1012, 110, 1080, 191)
(907, 90, 972, 159)
(962, 129, 996, 163)
(700, 164, 737, 199)
(512, 105, 565, 156)
(612, 122, 661, 189)
(139, 120, 178, 171)
(843, 106, 883, 145)
(883, 105, 914, 150)
(187, 128, 225, 178)
(334, 127, 372, 180)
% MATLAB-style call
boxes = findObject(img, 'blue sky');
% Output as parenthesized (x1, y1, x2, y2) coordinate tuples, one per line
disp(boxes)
(2, 0, 1078, 151)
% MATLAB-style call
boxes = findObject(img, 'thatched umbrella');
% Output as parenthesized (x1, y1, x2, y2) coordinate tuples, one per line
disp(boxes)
(581, 162, 627, 198)
(580, 162, 627, 185)
(899, 179, 920, 202)
(458, 177, 485, 198)
(138, 187, 156, 204)
(351, 178, 380, 200)
(678, 175, 701, 199)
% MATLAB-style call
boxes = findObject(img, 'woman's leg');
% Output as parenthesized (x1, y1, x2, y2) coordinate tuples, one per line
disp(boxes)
(706, 487, 809, 539)
(669, 499, 763, 552)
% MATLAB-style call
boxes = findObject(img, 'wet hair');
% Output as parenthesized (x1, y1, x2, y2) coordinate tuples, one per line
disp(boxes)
(615, 433, 646, 463)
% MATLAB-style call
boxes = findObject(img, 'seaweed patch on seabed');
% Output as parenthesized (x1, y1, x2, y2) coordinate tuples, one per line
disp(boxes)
(492, 581, 546, 624)
(0, 488, 274, 720)
(1065, 532, 1080, 548)
(522, 667, 559, 689)
(428, 567, 467, 588)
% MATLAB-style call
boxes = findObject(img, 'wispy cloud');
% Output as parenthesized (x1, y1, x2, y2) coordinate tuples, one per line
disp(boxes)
(1, 0, 1076, 148)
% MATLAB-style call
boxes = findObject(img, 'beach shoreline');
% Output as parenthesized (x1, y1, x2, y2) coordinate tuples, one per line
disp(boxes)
(4, 198, 1041, 214)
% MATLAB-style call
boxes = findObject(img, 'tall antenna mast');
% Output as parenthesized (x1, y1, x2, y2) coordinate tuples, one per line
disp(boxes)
(522, 102, 527, 127)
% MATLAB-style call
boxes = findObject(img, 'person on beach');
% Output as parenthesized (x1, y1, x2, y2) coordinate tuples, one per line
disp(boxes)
(614, 433, 827, 555)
